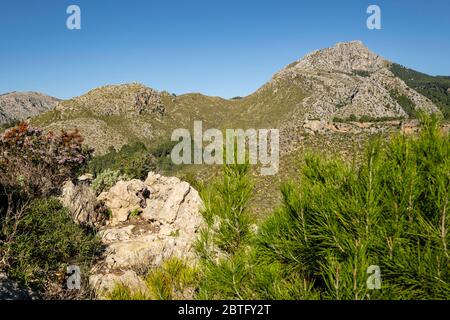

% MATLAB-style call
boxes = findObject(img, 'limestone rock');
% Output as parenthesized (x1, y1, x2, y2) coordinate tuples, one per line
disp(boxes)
(0, 92, 59, 125)
(89, 270, 148, 299)
(60, 180, 107, 228)
(89, 172, 204, 298)
(97, 179, 148, 224)
(273, 41, 440, 121)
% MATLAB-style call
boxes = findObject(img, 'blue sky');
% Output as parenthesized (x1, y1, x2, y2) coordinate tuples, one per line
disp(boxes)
(1, 0, 449, 99)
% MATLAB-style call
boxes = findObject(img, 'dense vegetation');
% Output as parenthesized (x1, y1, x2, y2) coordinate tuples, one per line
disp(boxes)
(194, 114, 449, 299)
(333, 115, 404, 123)
(110, 115, 449, 300)
(389, 90, 417, 118)
(2, 198, 101, 293)
(0, 123, 100, 298)
(88, 140, 178, 180)
(1, 115, 449, 300)
(109, 258, 198, 300)
(391, 63, 450, 119)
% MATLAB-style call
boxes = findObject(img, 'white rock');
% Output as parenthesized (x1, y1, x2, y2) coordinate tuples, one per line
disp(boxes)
(89, 270, 148, 299)
(89, 172, 204, 298)
(97, 179, 147, 224)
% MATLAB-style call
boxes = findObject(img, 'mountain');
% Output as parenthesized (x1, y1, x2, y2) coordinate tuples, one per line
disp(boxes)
(270, 41, 438, 121)
(390, 63, 450, 118)
(0, 92, 60, 125)
(31, 41, 442, 154)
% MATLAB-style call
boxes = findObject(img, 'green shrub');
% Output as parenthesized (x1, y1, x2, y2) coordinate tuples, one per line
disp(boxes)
(107, 283, 151, 300)
(0, 119, 20, 133)
(197, 114, 450, 300)
(180, 172, 205, 193)
(390, 63, 450, 119)
(353, 70, 371, 77)
(254, 114, 449, 299)
(145, 258, 197, 300)
(1, 198, 101, 290)
(389, 90, 417, 118)
(333, 117, 344, 123)
(92, 169, 130, 194)
(88, 142, 156, 180)
(197, 249, 319, 300)
(88, 140, 179, 181)
(196, 162, 254, 258)
(108, 258, 197, 300)
(149, 140, 179, 175)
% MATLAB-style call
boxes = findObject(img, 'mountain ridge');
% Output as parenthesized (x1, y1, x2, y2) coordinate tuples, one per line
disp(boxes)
(23, 41, 445, 155)
(0, 92, 60, 125)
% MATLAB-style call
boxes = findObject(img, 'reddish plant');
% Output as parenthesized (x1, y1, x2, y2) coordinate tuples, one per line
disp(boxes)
(0, 122, 94, 198)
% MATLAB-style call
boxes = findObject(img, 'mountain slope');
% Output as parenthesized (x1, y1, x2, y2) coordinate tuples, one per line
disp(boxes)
(390, 63, 450, 118)
(32, 41, 441, 154)
(271, 41, 438, 122)
(0, 92, 60, 125)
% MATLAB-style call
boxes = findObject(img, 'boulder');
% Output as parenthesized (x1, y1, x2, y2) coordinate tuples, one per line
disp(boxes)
(60, 181, 107, 228)
(89, 270, 148, 299)
(97, 179, 148, 224)
(78, 173, 94, 185)
(89, 172, 204, 298)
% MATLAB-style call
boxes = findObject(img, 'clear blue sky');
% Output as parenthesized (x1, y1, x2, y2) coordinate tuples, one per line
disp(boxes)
(1, 0, 449, 99)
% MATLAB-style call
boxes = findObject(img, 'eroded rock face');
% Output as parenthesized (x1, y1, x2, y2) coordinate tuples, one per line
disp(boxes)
(97, 179, 148, 224)
(272, 41, 440, 121)
(60, 181, 107, 229)
(0, 92, 59, 125)
(135, 88, 165, 116)
(89, 172, 204, 298)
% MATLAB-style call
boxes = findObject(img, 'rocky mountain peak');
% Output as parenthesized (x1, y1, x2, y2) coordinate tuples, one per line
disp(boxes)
(269, 41, 439, 122)
(0, 92, 60, 125)
(283, 40, 386, 74)
(61, 83, 165, 117)
(30, 42, 442, 157)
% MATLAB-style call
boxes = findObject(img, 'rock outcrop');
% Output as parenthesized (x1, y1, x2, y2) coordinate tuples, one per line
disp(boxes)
(60, 180, 107, 229)
(89, 172, 204, 298)
(0, 92, 59, 125)
(57, 83, 165, 117)
(97, 179, 149, 224)
(272, 41, 440, 121)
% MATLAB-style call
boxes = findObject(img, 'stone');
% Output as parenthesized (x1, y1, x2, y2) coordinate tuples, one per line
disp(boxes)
(89, 270, 148, 299)
(0, 92, 59, 125)
(97, 179, 148, 224)
(273, 41, 439, 122)
(78, 173, 94, 183)
(89, 172, 204, 298)
(60, 180, 107, 228)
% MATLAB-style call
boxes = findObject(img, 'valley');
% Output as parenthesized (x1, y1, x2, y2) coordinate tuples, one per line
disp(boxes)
(17, 41, 446, 216)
